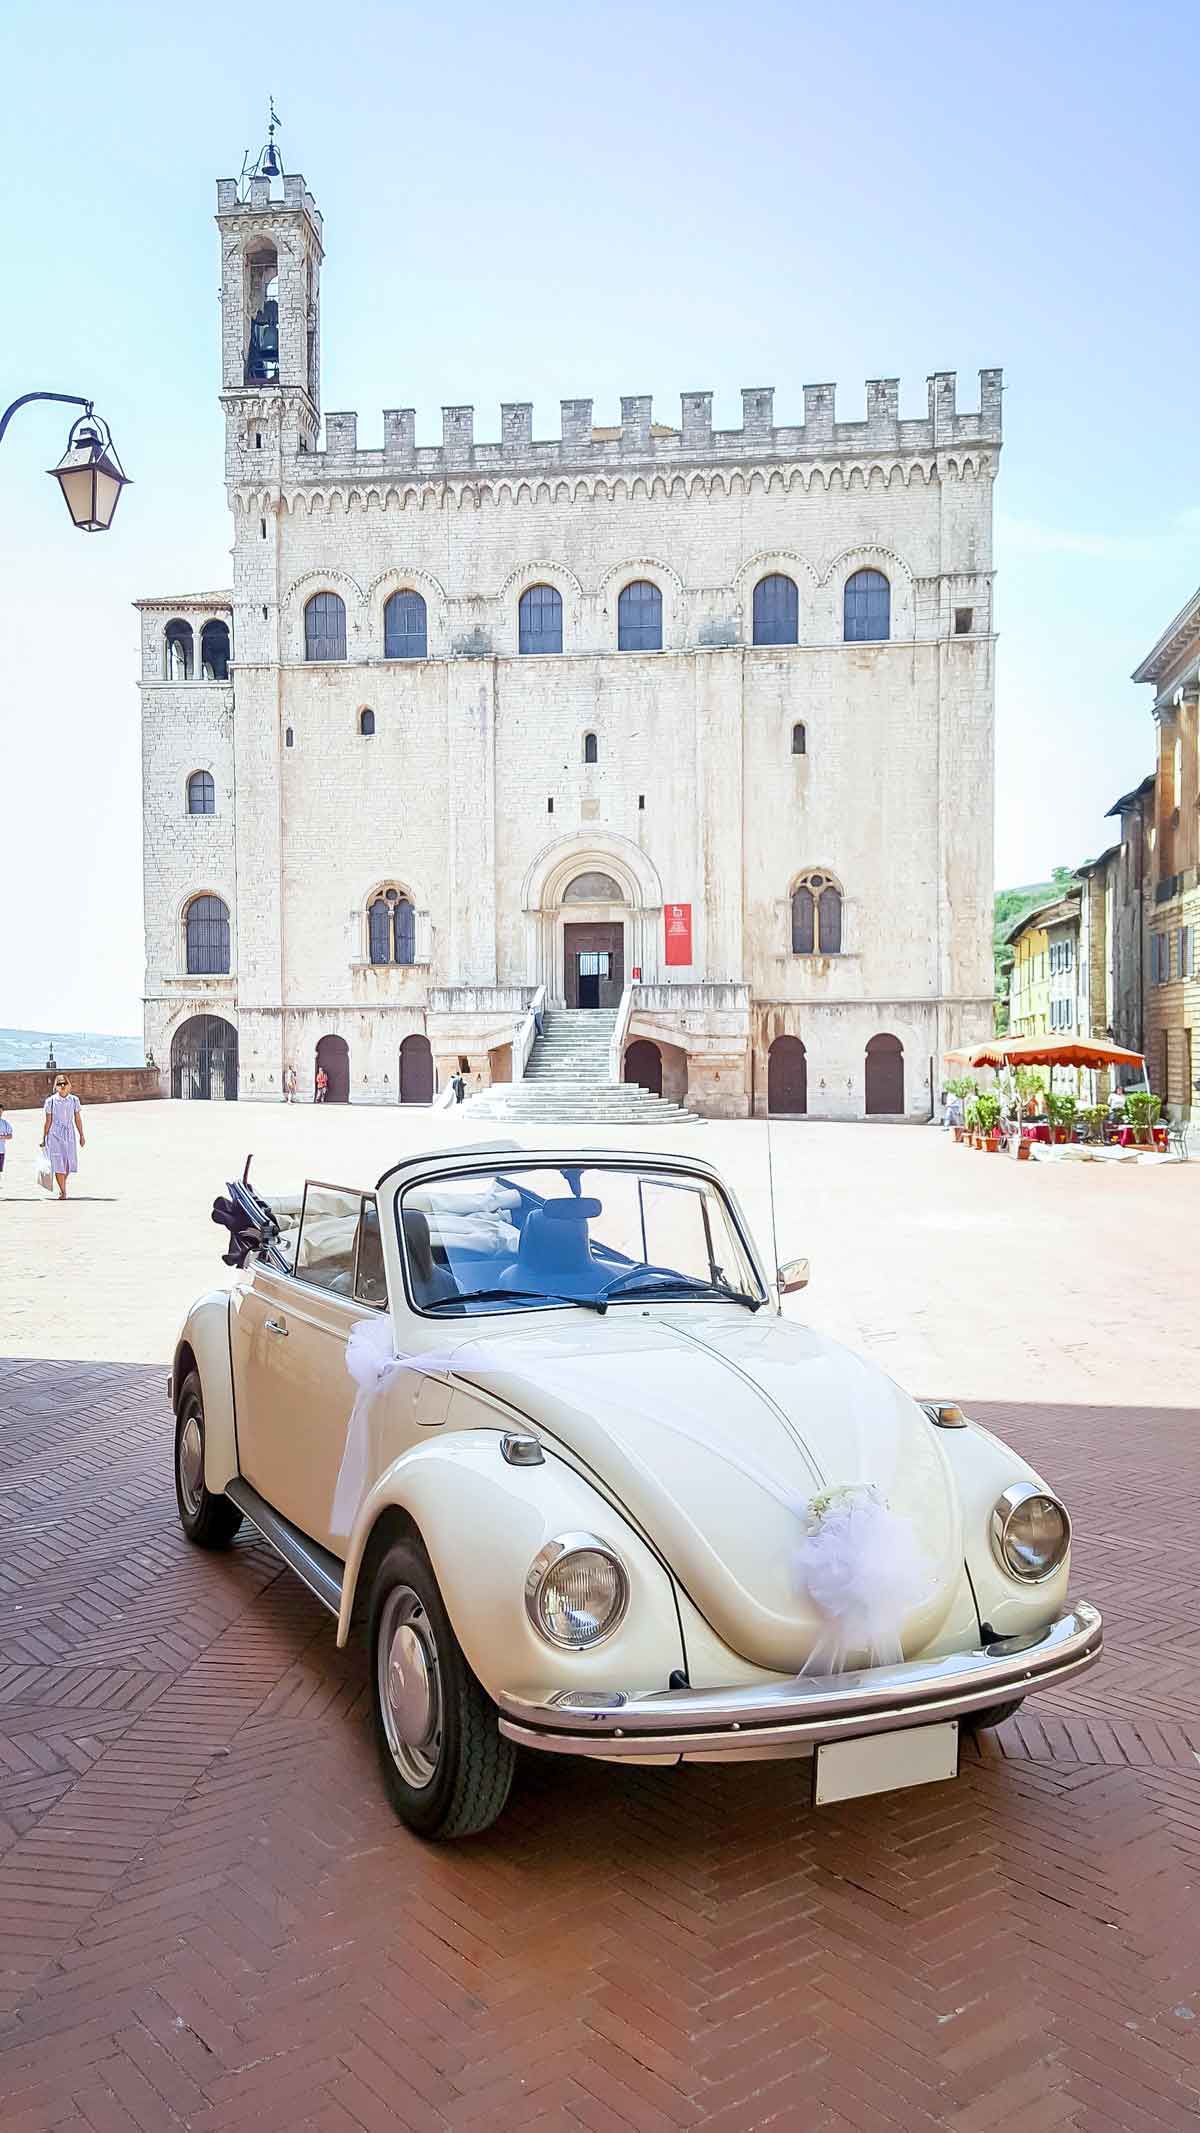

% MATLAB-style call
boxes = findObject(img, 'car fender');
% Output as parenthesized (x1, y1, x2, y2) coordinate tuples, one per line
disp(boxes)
(931, 1408, 1071, 1636)
(172, 1292, 238, 1492)
(338, 1429, 686, 1696)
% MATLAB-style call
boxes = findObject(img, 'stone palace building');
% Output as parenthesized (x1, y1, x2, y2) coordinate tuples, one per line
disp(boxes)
(139, 158, 1001, 1117)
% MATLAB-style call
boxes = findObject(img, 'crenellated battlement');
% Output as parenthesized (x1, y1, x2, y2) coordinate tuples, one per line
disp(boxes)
(216, 171, 323, 243)
(306, 372, 1001, 477)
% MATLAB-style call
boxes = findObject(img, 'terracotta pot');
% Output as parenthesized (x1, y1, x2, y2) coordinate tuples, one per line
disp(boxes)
(1015, 1138, 1031, 1160)
(985, 1135, 1002, 1153)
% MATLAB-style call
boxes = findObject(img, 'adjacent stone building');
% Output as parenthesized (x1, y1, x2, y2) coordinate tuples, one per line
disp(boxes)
(139, 159, 1001, 1116)
(1133, 593, 1200, 1116)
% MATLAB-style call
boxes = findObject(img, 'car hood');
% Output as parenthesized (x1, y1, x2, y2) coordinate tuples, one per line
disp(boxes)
(447, 1307, 963, 1671)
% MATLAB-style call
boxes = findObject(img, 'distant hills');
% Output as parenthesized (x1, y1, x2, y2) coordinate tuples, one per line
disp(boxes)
(0, 1029, 143, 1072)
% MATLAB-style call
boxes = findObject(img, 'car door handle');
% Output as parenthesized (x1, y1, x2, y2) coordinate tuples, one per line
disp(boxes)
(264, 1317, 289, 1337)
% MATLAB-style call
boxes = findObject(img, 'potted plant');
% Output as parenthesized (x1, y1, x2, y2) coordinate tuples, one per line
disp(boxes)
(1080, 1104, 1106, 1144)
(1013, 1066, 1045, 1118)
(1123, 1091, 1162, 1147)
(964, 1097, 981, 1147)
(975, 1091, 1003, 1151)
(946, 1074, 975, 1141)
(1045, 1092, 1078, 1144)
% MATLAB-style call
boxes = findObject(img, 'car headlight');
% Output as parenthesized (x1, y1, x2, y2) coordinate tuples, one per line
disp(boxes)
(990, 1484, 1071, 1582)
(525, 1532, 630, 1649)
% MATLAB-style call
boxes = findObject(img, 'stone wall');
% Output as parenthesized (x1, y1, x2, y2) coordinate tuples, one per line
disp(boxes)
(0, 1068, 161, 1109)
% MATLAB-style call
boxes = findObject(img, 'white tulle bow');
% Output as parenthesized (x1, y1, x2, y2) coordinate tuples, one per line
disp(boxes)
(331, 1317, 409, 1539)
(793, 1485, 932, 1673)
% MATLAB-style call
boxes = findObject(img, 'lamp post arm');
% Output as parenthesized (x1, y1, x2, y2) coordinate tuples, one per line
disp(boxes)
(0, 391, 94, 448)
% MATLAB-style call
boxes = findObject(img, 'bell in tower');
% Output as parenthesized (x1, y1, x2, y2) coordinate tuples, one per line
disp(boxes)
(246, 296, 279, 385)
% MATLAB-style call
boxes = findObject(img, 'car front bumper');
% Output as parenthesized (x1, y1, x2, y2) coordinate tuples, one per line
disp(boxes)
(497, 1601, 1102, 1763)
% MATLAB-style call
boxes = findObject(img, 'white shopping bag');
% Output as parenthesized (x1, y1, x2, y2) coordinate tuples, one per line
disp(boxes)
(35, 1150, 54, 1193)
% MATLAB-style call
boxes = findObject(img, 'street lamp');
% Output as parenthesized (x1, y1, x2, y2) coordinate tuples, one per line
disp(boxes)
(0, 391, 131, 531)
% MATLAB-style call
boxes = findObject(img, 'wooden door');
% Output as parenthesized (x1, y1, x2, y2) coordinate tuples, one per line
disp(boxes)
(767, 1036, 807, 1115)
(399, 1033, 434, 1104)
(624, 1040, 663, 1096)
(865, 1033, 904, 1115)
(315, 1034, 350, 1103)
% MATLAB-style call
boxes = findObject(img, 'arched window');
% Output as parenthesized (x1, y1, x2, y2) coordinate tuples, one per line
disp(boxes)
(187, 771, 215, 815)
(285, 726, 294, 748)
(200, 621, 230, 679)
(165, 619, 194, 680)
(753, 574, 799, 646)
(617, 580, 662, 651)
(304, 591, 347, 661)
(185, 894, 230, 975)
(368, 889, 416, 966)
(384, 589, 428, 659)
(844, 569, 890, 642)
(518, 583, 562, 654)
(359, 708, 375, 736)
(583, 732, 598, 764)
(791, 722, 806, 756)
(791, 872, 843, 956)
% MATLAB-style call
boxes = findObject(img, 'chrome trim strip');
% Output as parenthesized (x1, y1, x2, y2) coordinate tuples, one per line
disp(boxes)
(496, 1602, 1102, 1751)
(225, 1479, 345, 1617)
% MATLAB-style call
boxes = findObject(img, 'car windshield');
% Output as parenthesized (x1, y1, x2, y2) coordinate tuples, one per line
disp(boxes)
(396, 1163, 766, 1316)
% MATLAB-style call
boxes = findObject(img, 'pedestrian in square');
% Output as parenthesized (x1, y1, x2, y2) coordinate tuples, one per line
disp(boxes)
(283, 1065, 298, 1104)
(315, 1066, 329, 1104)
(0, 1103, 11, 1185)
(41, 1074, 86, 1200)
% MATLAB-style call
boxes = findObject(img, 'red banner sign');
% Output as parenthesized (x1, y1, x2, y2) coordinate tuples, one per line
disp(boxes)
(664, 902, 693, 966)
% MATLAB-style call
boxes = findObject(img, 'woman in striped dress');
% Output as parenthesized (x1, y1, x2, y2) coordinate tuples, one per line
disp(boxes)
(41, 1074, 86, 1200)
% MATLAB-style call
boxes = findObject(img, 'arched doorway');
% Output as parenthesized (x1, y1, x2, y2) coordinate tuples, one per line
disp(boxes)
(865, 1033, 904, 1115)
(562, 870, 625, 1008)
(767, 1035, 807, 1116)
(623, 1039, 662, 1096)
(171, 1015, 238, 1100)
(315, 1034, 350, 1104)
(399, 1033, 434, 1104)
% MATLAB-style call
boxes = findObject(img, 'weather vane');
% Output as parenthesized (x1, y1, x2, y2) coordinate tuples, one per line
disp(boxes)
(240, 99, 284, 195)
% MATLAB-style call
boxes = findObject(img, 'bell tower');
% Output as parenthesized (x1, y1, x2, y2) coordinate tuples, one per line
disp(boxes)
(215, 111, 323, 477)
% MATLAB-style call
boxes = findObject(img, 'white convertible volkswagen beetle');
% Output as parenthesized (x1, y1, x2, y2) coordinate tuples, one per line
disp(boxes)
(172, 1143, 1101, 1840)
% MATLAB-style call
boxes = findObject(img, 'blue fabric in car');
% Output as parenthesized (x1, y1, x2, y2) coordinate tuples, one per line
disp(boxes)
(499, 1198, 605, 1295)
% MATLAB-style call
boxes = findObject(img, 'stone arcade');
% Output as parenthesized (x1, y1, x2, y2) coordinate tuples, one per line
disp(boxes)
(139, 159, 1000, 1117)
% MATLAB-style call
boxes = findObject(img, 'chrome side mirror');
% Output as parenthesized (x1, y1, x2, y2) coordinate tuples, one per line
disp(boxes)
(777, 1257, 810, 1295)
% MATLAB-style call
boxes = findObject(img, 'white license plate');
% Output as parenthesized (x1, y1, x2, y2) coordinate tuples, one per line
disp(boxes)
(812, 1722, 960, 1807)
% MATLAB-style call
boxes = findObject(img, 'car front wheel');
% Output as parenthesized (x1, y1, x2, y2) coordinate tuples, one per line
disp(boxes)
(174, 1371, 243, 1549)
(369, 1538, 516, 1840)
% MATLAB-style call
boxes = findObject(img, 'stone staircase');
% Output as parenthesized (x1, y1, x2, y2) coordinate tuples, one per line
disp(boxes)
(462, 1008, 700, 1125)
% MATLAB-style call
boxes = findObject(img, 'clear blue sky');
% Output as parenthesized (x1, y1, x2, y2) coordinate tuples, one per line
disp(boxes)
(3, 0, 1197, 1033)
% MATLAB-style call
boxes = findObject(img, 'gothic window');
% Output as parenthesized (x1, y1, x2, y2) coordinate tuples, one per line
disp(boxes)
(384, 589, 428, 659)
(752, 574, 799, 646)
(583, 732, 598, 764)
(791, 722, 806, 755)
(185, 894, 230, 975)
(359, 708, 375, 736)
(368, 888, 416, 966)
(200, 620, 230, 679)
(844, 569, 891, 642)
(187, 771, 215, 815)
(165, 619, 194, 680)
(791, 872, 843, 956)
(285, 726, 294, 748)
(304, 591, 347, 661)
(617, 580, 662, 651)
(519, 583, 562, 654)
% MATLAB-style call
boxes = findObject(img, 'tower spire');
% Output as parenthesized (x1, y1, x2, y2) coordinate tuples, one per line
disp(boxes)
(239, 99, 284, 198)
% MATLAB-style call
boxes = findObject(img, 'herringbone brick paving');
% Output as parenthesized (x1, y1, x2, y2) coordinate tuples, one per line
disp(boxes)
(1, 1355, 1197, 2131)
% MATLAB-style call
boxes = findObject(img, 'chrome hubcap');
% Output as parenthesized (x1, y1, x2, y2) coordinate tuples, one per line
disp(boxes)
(377, 1585, 442, 1789)
(178, 1412, 204, 1517)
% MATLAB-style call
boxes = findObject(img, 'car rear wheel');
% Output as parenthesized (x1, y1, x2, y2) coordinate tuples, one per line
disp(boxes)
(174, 1372, 243, 1549)
(369, 1538, 516, 1840)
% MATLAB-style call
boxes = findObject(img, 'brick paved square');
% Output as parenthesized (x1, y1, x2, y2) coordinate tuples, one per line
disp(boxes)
(1, 1104, 1198, 2129)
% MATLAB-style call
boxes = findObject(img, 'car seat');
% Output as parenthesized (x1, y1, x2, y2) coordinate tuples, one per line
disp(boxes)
(402, 1208, 458, 1307)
